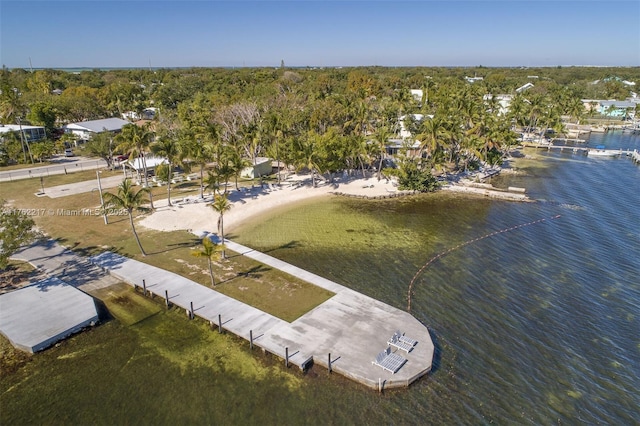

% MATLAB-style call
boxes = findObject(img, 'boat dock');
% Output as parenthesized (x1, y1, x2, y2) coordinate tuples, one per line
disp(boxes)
(90, 240, 435, 390)
(522, 143, 640, 161)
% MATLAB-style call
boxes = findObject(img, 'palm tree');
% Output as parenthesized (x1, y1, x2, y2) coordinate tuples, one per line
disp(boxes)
(210, 193, 232, 260)
(191, 237, 223, 287)
(150, 135, 181, 206)
(189, 123, 217, 199)
(373, 125, 392, 181)
(102, 179, 150, 256)
(115, 123, 155, 208)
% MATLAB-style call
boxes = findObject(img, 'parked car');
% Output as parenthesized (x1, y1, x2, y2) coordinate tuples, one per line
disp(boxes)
(64, 148, 74, 157)
(114, 154, 129, 165)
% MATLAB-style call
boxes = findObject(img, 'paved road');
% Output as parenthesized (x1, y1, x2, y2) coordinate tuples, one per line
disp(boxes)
(0, 156, 108, 182)
(43, 175, 125, 198)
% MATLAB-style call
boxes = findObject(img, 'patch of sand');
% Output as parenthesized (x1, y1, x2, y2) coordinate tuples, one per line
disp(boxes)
(138, 175, 404, 234)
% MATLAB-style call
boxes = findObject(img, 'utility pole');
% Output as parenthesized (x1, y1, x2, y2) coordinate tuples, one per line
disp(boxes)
(96, 170, 108, 224)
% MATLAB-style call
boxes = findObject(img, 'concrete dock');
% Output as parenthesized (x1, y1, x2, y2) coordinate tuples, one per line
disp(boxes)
(91, 240, 435, 389)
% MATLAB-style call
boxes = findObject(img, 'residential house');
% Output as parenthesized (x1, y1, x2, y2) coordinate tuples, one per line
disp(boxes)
(398, 114, 425, 139)
(598, 100, 638, 118)
(483, 94, 513, 116)
(0, 124, 47, 143)
(241, 157, 272, 178)
(63, 118, 130, 142)
(384, 138, 421, 157)
(515, 82, 535, 93)
(122, 107, 157, 122)
(410, 89, 424, 104)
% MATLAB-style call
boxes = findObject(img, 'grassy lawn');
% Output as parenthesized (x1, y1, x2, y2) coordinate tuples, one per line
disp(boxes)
(0, 284, 335, 425)
(0, 170, 334, 322)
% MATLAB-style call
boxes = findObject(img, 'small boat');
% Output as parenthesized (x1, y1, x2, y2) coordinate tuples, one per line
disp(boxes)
(587, 145, 619, 157)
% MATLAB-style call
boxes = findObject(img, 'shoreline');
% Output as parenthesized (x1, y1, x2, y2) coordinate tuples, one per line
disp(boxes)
(139, 174, 406, 234)
(138, 167, 527, 235)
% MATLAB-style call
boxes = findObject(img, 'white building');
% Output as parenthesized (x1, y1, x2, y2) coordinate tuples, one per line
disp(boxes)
(241, 157, 272, 178)
(410, 89, 424, 104)
(398, 114, 425, 139)
(0, 124, 47, 142)
(515, 82, 535, 93)
(63, 118, 130, 141)
(122, 107, 157, 121)
(483, 94, 513, 116)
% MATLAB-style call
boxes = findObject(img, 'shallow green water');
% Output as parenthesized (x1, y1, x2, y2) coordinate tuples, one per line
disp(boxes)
(231, 131, 640, 423)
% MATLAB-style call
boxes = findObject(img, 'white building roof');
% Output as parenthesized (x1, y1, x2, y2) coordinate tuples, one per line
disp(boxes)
(0, 124, 45, 134)
(64, 118, 130, 133)
(516, 83, 535, 93)
(126, 155, 167, 171)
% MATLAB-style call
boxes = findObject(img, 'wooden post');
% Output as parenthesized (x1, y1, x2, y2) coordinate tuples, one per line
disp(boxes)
(218, 314, 222, 333)
(142, 279, 147, 296)
(165, 290, 170, 308)
(328, 353, 332, 373)
(249, 330, 253, 350)
(378, 378, 382, 393)
(285, 347, 289, 368)
(190, 302, 194, 319)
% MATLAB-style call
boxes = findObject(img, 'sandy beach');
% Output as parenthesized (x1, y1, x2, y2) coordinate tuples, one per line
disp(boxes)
(138, 164, 528, 235)
(138, 174, 406, 234)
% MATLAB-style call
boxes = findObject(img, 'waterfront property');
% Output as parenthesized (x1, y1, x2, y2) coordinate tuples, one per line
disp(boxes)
(90, 240, 435, 390)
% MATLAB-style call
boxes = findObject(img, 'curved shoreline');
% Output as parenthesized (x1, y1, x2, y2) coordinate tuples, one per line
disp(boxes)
(138, 170, 526, 235)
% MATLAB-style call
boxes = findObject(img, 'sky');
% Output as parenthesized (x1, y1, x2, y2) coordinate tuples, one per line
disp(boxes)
(1, 1, 639, 69)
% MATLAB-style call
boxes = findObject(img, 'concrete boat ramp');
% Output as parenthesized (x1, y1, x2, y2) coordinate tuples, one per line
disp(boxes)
(90, 240, 434, 389)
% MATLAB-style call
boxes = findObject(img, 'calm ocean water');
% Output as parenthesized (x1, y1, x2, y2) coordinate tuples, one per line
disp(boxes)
(233, 130, 640, 424)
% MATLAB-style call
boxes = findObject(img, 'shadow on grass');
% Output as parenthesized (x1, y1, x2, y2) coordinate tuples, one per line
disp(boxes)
(147, 237, 200, 256)
(218, 264, 272, 285)
(223, 239, 301, 259)
(54, 238, 125, 258)
(93, 297, 115, 322)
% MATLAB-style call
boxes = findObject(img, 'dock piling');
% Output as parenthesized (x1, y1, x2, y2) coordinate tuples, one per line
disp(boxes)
(142, 279, 146, 296)
(285, 347, 289, 368)
(218, 314, 222, 333)
(328, 353, 332, 373)
(165, 290, 170, 308)
(249, 330, 253, 350)
(190, 302, 194, 319)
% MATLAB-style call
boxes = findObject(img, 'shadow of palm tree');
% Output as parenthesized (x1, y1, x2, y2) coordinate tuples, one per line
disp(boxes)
(264, 240, 301, 254)
(218, 264, 272, 284)
(147, 238, 200, 255)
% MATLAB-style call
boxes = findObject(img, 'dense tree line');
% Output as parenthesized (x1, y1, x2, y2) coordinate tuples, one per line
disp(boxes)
(1, 65, 638, 189)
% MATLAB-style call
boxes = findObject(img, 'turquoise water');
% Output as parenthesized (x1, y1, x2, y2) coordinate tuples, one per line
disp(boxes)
(233, 131, 640, 423)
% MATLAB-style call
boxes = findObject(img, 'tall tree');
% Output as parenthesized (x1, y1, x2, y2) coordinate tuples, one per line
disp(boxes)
(84, 131, 114, 169)
(191, 237, 223, 287)
(151, 131, 181, 206)
(0, 200, 41, 269)
(102, 179, 151, 256)
(115, 123, 155, 209)
(373, 125, 392, 181)
(210, 193, 232, 260)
